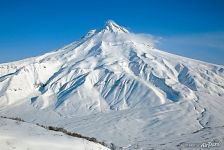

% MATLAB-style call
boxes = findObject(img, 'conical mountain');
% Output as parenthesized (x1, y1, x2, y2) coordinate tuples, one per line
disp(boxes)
(0, 20, 224, 149)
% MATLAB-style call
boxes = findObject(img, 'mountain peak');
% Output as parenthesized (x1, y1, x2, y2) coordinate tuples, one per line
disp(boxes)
(105, 20, 118, 27)
(104, 20, 129, 33)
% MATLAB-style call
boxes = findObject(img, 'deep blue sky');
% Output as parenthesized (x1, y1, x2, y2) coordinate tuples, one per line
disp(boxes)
(0, 0, 224, 64)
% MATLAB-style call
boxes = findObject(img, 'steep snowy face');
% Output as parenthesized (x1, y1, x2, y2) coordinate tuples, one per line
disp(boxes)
(104, 20, 129, 33)
(0, 20, 224, 114)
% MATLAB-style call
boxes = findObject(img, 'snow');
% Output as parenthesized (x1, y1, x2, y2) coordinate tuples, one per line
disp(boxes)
(0, 20, 224, 149)
(0, 117, 109, 150)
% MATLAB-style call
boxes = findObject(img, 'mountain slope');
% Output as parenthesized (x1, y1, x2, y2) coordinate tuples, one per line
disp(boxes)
(0, 20, 224, 149)
(0, 117, 110, 150)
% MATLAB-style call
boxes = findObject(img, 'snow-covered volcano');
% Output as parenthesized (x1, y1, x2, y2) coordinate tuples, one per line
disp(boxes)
(0, 20, 224, 149)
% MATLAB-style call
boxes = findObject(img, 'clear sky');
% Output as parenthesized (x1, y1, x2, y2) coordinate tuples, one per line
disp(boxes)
(0, 0, 224, 64)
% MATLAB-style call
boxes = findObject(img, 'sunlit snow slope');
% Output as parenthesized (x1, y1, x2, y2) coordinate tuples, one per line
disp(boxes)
(0, 117, 109, 150)
(0, 20, 224, 149)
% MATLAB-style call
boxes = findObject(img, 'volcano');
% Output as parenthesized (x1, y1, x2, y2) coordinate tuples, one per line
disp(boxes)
(0, 20, 224, 149)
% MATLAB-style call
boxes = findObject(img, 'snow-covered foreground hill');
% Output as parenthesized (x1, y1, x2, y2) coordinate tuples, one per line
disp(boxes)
(0, 20, 224, 149)
(0, 117, 109, 150)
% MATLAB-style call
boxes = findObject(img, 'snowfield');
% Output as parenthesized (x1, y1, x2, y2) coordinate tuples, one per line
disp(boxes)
(0, 117, 109, 150)
(0, 20, 224, 149)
